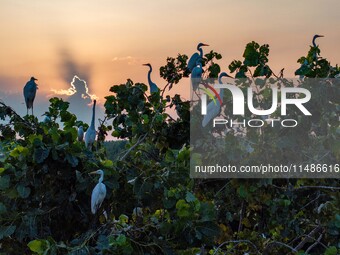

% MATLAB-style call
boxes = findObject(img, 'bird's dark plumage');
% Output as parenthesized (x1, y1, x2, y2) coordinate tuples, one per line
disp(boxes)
(23, 77, 38, 115)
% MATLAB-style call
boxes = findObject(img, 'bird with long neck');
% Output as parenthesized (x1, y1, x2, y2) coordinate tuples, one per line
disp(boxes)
(143, 63, 159, 93)
(191, 58, 203, 91)
(312, 34, 324, 61)
(312, 34, 324, 48)
(23, 77, 38, 115)
(85, 100, 97, 150)
(89, 169, 106, 214)
(187, 43, 209, 72)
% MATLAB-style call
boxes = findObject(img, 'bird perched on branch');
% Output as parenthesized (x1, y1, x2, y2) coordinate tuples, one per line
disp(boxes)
(312, 34, 324, 48)
(85, 100, 96, 149)
(78, 126, 84, 142)
(143, 63, 159, 93)
(23, 77, 38, 115)
(312, 34, 324, 60)
(191, 59, 203, 91)
(187, 43, 209, 72)
(89, 169, 106, 214)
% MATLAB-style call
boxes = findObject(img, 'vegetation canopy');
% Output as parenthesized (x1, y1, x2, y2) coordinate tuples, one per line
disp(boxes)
(0, 40, 339, 254)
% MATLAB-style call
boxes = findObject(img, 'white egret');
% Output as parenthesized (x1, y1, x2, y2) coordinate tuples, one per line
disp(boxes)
(89, 169, 106, 214)
(202, 72, 230, 127)
(187, 43, 209, 72)
(23, 77, 38, 115)
(78, 126, 84, 142)
(85, 100, 96, 149)
(143, 63, 159, 93)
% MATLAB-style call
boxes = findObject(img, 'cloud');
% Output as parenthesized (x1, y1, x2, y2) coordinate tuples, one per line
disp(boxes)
(59, 49, 91, 84)
(50, 48, 103, 124)
(51, 75, 98, 102)
(111, 56, 139, 65)
(50, 75, 102, 125)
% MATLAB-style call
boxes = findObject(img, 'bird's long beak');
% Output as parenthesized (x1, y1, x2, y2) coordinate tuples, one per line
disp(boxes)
(202, 43, 209, 46)
(142, 63, 148, 66)
(89, 171, 97, 175)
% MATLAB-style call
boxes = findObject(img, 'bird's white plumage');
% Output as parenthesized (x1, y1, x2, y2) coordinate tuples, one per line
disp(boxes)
(90, 169, 106, 214)
(85, 100, 96, 149)
(78, 126, 84, 142)
(91, 182, 106, 214)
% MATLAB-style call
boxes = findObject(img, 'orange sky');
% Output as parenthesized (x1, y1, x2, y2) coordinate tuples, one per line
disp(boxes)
(0, 0, 339, 122)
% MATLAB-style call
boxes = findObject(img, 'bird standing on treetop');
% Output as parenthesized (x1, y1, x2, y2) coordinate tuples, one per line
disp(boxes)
(23, 77, 38, 115)
(312, 34, 324, 48)
(78, 126, 84, 142)
(312, 34, 324, 60)
(89, 169, 106, 214)
(187, 43, 209, 72)
(85, 100, 96, 150)
(202, 72, 231, 127)
(143, 63, 159, 93)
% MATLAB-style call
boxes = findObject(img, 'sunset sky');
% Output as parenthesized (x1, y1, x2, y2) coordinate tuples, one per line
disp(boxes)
(0, 0, 339, 124)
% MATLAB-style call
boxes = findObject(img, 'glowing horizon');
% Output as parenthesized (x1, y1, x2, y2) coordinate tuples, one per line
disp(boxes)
(1, 0, 339, 123)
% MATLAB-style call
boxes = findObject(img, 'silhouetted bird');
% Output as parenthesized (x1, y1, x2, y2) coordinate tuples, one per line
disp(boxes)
(85, 100, 96, 149)
(187, 43, 209, 72)
(23, 77, 38, 115)
(143, 63, 159, 93)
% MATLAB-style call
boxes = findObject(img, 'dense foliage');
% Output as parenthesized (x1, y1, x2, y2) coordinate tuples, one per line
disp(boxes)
(0, 40, 339, 255)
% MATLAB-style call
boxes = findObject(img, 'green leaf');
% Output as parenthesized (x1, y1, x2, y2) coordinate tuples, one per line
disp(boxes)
(176, 199, 191, 218)
(66, 154, 78, 167)
(27, 239, 49, 254)
(119, 214, 129, 224)
(228, 60, 242, 73)
(0, 225, 16, 240)
(102, 159, 113, 168)
(34, 147, 50, 164)
(115, 234, 127, 246)
(17, 185, 31, 199)
(208, 63, 221, 78)
(185, 191, 196, 203)
(0, 175, 10, 190)
(324, 246, 338, 255)
(243, 41, 260, 67)
(196, 222, 220, 239)
(237, 185, 248, 199)
(0, 202, 7, 214)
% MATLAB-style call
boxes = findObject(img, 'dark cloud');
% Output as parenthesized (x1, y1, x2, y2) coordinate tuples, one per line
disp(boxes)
(58, 48, 91, 85)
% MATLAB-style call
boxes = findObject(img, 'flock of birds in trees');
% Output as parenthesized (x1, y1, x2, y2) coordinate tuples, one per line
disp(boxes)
(21, 35, 325, 216)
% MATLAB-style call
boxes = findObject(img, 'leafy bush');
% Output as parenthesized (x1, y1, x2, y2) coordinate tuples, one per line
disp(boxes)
(0, 40, 339, 255)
